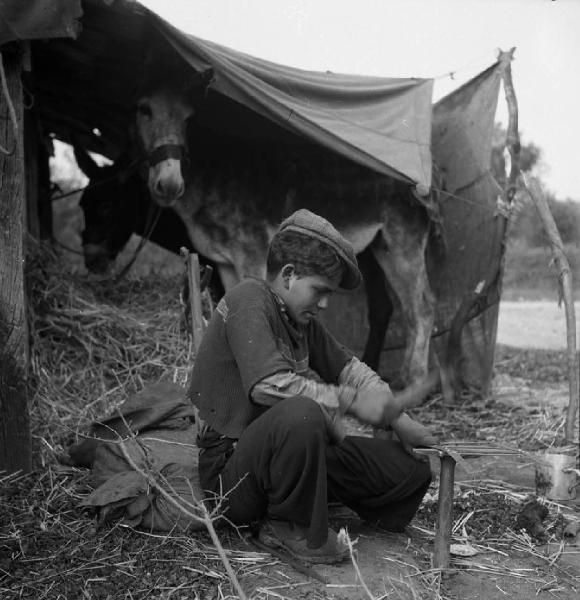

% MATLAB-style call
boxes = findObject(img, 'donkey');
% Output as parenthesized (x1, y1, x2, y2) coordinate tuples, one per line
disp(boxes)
(133, 85, 438, 383)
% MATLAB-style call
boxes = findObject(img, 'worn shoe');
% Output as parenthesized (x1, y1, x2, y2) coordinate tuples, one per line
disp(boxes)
(258, 519, 349, 564)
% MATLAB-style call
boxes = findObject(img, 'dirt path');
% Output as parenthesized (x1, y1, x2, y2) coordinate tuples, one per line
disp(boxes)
(497, 301, 580, 350)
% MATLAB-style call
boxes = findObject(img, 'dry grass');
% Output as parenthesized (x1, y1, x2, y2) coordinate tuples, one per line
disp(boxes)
(1, 243, 579, 599)
(26, 242, 195, 457)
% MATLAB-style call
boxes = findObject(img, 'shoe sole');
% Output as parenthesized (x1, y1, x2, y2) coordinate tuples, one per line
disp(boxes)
(258, 530, 349, 565)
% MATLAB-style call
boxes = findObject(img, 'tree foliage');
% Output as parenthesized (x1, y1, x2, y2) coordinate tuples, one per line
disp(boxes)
(492, 123, 580, 247)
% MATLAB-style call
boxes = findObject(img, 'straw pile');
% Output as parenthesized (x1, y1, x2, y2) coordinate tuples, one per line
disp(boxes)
(26, 242, 194, 451)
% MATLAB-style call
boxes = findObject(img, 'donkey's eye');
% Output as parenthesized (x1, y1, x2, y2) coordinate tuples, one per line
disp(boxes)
(137, 104, 152, 118)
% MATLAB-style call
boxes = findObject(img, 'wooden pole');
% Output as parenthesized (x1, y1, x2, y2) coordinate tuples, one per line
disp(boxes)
(0, 44, 32, 474)
(433, 455, 456, 569)
(521, 176, 579, 445)
(181, 249, 206, 352)
(180, 248, 207, 438)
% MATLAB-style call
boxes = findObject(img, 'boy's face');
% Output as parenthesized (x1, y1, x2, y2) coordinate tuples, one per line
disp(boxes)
(280, 265, 339, 325)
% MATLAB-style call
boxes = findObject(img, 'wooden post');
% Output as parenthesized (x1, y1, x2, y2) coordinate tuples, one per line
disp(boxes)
(0, 45, 32, 473)
(181, 248, 207, 438)
(181, 249, 206, 352)
(433, 455, 456, 569)
(521, 176, 579, 444)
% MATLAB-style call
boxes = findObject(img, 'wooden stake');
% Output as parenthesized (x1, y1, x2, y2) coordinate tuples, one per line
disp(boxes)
(181, 248, 206, 352)
(521, 176, 579, 445)
(180, 248, 207, 438)
(433, 455, 456, 569)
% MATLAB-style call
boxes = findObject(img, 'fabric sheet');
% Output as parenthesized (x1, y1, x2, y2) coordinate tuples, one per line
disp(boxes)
(0, 0, 82, 45)
(152, 15, 434, 190)
(68, 382, 205, 532)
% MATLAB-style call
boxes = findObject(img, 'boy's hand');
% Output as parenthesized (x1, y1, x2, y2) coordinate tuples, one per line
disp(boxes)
(391, 413, 438, 457)
(349, 370, 440, 428)
(349, 387, 404, 427)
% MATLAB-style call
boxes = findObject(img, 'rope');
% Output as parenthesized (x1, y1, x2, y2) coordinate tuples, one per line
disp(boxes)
(51, 156, 142, 201)
(51, 236, 85, 256)
(0, 50, 19, 156)
(114, 203, 163, 282)
(431, 51, 499, 82)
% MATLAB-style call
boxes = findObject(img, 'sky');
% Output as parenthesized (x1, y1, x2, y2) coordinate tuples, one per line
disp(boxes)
(140, 0, 580, 201)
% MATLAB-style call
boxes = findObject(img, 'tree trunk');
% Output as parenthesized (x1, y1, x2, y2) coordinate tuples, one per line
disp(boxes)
(0, 44, 32, 474)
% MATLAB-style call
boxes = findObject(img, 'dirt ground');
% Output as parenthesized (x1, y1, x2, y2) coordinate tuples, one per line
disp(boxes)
(497, 301, 580, 350)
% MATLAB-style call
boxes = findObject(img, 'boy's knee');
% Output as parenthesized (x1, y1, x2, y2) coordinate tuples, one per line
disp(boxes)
(273, 396, 327, 435)
(415, 458, 432, 487)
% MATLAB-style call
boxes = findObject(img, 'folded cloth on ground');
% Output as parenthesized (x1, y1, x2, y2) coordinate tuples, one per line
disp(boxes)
(67, 382, 205, 532)
(68, 382, 196, 467)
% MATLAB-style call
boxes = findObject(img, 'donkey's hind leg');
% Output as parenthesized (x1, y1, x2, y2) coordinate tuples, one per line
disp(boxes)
(370, 198, 435, 386)
(358, 245, 393, 372)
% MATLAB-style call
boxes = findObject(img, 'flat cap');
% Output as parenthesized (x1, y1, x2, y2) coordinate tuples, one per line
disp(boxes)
(277, 209, 362, 290)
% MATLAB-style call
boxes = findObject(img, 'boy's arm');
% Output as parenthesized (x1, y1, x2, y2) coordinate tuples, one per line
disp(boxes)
(252, 371, 356, 413)
(338, 357, 439, 446)
(338, 356, 388, 391)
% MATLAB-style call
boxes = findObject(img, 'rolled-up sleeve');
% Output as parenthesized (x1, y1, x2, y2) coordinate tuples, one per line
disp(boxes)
(252, 371, 357, 413)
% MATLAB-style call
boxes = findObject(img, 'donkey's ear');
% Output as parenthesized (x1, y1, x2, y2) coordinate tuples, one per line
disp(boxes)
(184, 67, 214, 93)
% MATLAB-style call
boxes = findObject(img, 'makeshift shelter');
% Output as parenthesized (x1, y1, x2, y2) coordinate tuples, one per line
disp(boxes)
(1, 0, 514, 475)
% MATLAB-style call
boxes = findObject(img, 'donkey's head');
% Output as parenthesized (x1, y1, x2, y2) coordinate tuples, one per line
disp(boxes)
(134, 69, 213, 207)
(135, 88, 192, 206)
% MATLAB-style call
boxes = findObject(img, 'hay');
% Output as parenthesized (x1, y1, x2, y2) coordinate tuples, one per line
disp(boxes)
(26, 242, 194, 452)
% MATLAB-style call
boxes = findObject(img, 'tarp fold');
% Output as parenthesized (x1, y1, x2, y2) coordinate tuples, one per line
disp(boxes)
(153, 15, 433, 190)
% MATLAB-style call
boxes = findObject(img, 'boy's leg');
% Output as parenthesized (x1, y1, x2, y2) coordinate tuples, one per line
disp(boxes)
(218, 396, 332, 548)
(326, 436, 431, 531)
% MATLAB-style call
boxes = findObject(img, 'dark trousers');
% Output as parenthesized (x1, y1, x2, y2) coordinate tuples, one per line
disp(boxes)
(198, 396, 431, 548)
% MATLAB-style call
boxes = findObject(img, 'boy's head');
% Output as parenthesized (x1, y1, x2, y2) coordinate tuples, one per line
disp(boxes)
(266, 210, 362, 324)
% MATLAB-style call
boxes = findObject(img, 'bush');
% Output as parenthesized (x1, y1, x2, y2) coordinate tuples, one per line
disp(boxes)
(502, 241, 580, 301)
(509, 194, 580, 247)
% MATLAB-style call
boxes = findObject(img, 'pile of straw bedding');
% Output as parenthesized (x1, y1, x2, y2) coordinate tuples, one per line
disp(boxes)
(26, 244, 194, 448)
(23, 244, 207, 529)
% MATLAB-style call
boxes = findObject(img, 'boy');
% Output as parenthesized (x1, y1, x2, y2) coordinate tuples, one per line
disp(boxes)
(189, 209, 438, 564)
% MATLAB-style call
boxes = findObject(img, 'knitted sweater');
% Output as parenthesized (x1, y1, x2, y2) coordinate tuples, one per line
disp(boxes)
(188, 278, 353, 438)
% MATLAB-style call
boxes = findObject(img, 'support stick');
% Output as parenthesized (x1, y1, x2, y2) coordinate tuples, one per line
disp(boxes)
(181, 249, 205, 352)
(521, 176, 578, 444)
(180, 248, 207, 438)
(433, 455, 456, 569)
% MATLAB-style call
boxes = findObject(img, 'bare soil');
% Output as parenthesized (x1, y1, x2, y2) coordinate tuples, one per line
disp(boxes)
(497, 301, 580, 350)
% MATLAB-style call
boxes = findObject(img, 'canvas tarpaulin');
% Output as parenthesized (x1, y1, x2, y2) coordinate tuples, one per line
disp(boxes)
(429, 62, 505, 391)
(10, 1, 432, 192)
(321, 61, 505, 393)
(150, 14, 434, 192)
(0, 0, 81, 45)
